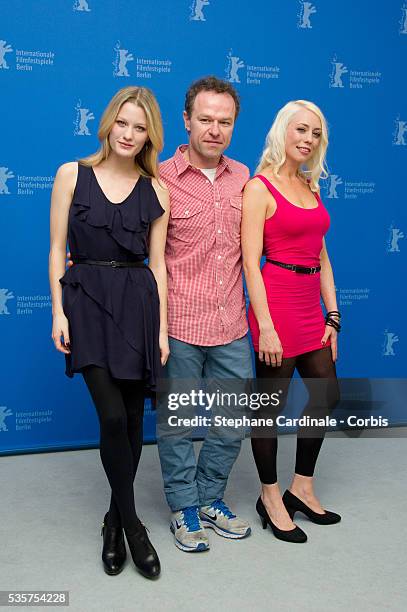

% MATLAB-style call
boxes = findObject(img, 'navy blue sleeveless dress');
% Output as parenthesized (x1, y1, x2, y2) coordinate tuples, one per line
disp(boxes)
(60, 164, 164, 391)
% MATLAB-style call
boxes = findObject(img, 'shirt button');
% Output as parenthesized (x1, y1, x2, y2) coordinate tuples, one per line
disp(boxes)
(217, 229, 222, 234)
(218, 255, 222, 260)
(219, 280, 223, 285)
(220, 306, 224, 310)
(215, 202, 220, 207)
(185, 210, 189, 216)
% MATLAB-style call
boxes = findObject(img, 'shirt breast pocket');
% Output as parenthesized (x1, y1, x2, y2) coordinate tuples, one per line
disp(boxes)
(170, 201, 205, 243)
(228, 195, 242, 236)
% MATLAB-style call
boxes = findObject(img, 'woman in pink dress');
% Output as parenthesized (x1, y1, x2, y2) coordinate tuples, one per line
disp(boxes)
(242, 100, 341, 543)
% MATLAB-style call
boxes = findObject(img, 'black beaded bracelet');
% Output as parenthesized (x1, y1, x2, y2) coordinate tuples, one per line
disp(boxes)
(326, 310, 341, 319)
(325, 317, 341, 332)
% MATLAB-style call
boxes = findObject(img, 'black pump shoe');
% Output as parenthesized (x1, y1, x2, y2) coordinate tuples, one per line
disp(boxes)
(125, 520, 161, 580)
(283, 490, 341, 525)
(101, 513, 127, 576)
(256, 497, 307, 543)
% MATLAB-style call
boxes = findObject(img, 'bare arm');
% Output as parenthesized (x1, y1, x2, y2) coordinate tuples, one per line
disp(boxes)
(150, 178, 170, 365)
(49, 162, 77, 353)
(320, 237, 339, 361)
(320, 238, 337, 311)
(242, 179, 283, 366)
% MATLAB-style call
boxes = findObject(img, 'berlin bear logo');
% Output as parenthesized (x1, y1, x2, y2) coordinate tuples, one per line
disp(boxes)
(393, 120, 407, 145)
(113, 42, 134, 77)
(387, 225, 404, 252)
(0, 289, 14, 314)
(400, 3, 407, 34)
(330, 58, 348, 88)
(0, 40, 13, 69)
(0, 168, 15, 194)
(225, 50, 245, 83)
(326, 174, 343, 199)
(74, 101, 95, 136)
(0, 407, 12, 432)
(298, 2, 317, 29)
(190, 0, 210, 21)
(73, 0, 91, 11)
(383, 331, 399, 356)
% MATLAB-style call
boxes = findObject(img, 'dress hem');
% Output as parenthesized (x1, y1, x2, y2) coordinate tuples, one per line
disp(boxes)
(65, 360, 158, 388)
(252, 340, 331, 358)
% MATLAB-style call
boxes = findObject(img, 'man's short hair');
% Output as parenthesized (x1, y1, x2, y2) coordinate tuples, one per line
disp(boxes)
(184, 76, 241, 119)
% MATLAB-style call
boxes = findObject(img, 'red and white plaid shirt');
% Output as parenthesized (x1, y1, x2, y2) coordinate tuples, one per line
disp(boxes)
(160, 145, 249, 346)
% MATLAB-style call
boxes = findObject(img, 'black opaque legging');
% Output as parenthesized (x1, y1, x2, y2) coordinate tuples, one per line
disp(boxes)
(251, 346, 340, 485)
(82, 365, 145, 532)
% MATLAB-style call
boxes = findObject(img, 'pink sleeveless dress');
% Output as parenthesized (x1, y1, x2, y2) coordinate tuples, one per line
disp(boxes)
(247, 175, 331, 357)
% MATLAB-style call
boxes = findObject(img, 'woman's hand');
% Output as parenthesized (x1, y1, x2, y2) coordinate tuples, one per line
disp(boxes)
(259, 327, 283, 367)
(159, 330, 170, 366)
(321, 325, 338, 362)
(52, 313, 71, 354)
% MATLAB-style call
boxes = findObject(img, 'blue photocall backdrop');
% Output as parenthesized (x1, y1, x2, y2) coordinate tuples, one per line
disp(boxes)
(0, 0, 406, 454)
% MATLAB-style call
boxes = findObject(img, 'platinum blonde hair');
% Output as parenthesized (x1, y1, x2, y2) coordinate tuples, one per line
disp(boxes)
(256, 100, 329, 191)
(80, 86, 163, 179)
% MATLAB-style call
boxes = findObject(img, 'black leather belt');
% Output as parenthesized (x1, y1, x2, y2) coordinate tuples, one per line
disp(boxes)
(73, 259, 147, 268)
(266, 259, 321, 274)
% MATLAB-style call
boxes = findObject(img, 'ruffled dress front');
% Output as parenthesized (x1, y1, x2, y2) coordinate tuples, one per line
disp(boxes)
(60, 164, 164, 391)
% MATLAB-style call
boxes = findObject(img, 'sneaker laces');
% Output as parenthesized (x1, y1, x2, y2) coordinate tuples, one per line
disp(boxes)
(181, 506, 201, 532)
(211, 499, 236, 519)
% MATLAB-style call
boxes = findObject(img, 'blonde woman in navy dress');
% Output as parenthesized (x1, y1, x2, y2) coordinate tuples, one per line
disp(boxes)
(49, 87, 169, 579)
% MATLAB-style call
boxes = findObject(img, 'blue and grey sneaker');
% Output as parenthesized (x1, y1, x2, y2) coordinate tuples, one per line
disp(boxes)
(200, 499, 251, 539)
(170, 506, 210, 552)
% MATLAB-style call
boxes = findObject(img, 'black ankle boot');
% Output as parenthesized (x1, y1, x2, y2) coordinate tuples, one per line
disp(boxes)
(124, 519, 161, 580)
(101, 513, 127, 575)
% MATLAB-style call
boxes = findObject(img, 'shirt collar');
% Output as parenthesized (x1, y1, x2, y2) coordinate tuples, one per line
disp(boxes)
(173, 144, 232, 178)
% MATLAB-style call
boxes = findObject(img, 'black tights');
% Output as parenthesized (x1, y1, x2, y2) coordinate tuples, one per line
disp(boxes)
(82, 366, 145, 532)
(251, 346, 340, 485)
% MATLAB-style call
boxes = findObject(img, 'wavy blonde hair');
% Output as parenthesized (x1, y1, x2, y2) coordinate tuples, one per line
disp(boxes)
(80, 86, 163, 179)
(256, 100, 329, 191)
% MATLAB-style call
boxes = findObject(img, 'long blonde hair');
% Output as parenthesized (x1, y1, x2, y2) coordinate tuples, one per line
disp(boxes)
(256, 100, 329, 191)
(80, 86, 163, 179)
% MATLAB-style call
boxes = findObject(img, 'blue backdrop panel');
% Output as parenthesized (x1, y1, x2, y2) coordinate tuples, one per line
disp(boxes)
(0, 0, 406, 454)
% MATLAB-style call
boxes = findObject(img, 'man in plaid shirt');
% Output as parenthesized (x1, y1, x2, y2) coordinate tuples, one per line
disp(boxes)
(157, 76, 253, 552)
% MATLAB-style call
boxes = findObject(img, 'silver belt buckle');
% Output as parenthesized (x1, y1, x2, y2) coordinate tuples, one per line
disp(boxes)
(110, 260, 117, 268)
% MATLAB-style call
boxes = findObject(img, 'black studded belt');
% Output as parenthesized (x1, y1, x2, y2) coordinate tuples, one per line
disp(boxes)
(266, 259, 321, 275)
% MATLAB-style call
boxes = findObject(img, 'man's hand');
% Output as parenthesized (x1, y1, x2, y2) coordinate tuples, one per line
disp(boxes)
(66, 251, 74, 268)
(159, 330, 170, 366)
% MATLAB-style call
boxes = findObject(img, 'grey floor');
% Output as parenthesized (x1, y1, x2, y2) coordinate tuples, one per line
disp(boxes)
(1, 433, 406, 612)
